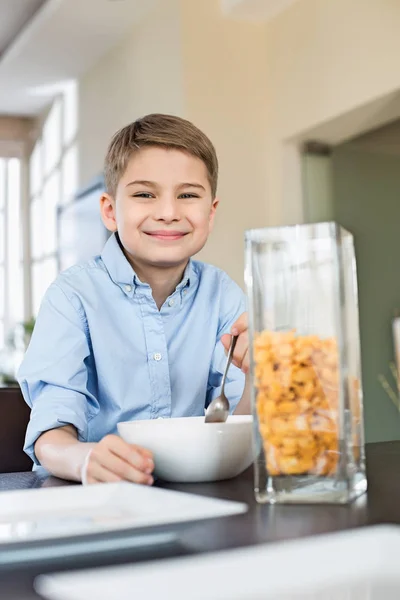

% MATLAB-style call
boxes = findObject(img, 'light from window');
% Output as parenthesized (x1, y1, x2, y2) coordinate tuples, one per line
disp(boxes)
(29, 80, 78, 319)
(0, 158, 22, 350)
(30, 197, 43, 261)
(0, 265, 4, 319)
(29, 140, 42, 197)
(31, 262, 42, 317)
(6, 159, 23, 327)
(0, 212, 3, 265)
(43, 99, 62, 176)
(12, 264, 24, 328)
(63, 81, 78, 147)
(43, 171, 60, 255)
(61, 143, 78, 204)
(32, 258, 57, 316)
(0, 160, 4, 210)
(0, 160, 5, 348)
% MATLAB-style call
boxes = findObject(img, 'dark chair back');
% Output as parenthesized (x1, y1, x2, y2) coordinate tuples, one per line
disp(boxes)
(0, 386, 33, 472)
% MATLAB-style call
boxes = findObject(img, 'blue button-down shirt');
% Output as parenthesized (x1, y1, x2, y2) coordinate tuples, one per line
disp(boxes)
(18, 234, 246, 465)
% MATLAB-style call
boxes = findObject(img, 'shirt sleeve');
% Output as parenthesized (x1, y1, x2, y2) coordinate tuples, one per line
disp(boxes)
(206, 274, 246, 412)
(17, 283, 99, 465)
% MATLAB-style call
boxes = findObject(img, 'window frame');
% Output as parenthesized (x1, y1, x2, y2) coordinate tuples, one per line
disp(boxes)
(28, 82, 78, 318)
(0, 157, 23, 350)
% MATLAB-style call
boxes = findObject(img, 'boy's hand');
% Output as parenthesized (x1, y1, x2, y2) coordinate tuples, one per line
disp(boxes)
(83, 435, 154, 485)
(221, 312, 249, 374)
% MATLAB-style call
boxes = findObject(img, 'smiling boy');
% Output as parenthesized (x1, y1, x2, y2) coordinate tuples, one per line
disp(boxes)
(18, 114, 250, 485)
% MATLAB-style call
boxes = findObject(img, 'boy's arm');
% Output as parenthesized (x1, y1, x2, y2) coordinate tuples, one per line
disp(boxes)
(18, 282, 154, 485)
(19, 282, 154, 484)
(35, 426, 154, 484)
(35, 425, 95, 481)
(18, 282, 97, 467)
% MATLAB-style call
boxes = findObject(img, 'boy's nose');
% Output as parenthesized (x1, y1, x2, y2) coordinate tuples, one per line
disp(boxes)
(154, 196, 181, 222)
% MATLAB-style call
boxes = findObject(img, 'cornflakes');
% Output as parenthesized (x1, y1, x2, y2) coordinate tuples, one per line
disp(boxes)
(254, 330, 340, 476)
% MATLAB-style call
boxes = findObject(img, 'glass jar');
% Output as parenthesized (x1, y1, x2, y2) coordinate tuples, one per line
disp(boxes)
(245, 222, 367, 504)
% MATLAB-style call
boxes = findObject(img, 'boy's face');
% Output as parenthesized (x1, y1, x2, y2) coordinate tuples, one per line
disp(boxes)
(101, 146, 218, 271)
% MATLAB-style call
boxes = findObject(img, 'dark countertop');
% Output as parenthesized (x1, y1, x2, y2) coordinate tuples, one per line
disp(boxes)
(0, 441, 399, 599)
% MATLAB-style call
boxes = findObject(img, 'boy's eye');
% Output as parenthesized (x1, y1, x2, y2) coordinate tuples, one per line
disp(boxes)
(132, 193, 154, 199)
(179, 193, 199, 199)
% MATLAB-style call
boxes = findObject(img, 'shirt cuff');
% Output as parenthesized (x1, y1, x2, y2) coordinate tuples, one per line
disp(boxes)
(24, 400, 89, 466)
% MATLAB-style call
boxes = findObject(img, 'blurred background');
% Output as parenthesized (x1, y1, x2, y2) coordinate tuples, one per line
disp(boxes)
(1, 0, 400, 443)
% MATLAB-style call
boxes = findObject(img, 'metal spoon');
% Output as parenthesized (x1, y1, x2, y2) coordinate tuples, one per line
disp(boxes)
(205, 335, 238, 423)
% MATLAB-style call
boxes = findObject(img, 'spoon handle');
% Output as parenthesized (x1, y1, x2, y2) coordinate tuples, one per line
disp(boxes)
(221, 335, 238, 394)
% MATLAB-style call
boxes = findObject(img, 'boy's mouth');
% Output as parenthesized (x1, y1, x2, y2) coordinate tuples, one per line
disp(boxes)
(144, 230, 189, 241)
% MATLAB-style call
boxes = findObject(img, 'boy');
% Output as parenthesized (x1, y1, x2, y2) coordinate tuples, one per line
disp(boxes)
(18, 114, 250, 485)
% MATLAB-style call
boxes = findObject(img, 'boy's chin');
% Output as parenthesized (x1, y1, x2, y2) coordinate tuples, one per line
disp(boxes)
(145, 244, 205, 268)
(141, 250, 191, 269)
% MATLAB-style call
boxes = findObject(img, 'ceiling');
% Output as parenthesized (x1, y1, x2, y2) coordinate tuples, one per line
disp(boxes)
(0, 0, 46, 57)
(0, 0, 157, 116)
(0, 0, 301, 118)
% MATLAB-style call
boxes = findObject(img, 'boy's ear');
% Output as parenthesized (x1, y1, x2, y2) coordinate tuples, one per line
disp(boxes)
(208, 197, 219, 231)
(100, 193, 118, 232)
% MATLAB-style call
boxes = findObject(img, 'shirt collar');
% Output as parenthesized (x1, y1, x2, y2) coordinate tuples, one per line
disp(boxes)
(175, 260, 193, 290)
(100, 233, 197, 294)
(101, 233, 136, 288)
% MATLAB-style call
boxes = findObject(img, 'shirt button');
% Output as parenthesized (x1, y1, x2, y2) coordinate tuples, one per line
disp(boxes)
(153, 353, 162, 361)
(168, 299, 175, 307)
(124, 284, 132, 293)
(183, 289, 188, 295)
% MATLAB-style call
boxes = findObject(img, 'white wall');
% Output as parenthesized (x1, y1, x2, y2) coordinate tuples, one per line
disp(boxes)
(180, 0, 268, 284)
(78, 0, 184, 188)
(263, 0, 400, 225)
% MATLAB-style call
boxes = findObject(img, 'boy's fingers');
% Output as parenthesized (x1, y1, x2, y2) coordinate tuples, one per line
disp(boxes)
(101, 435, 154, 473)
(135, 446, 154, 460)
(86, 464, 122, 484)
(128, 445, 154, 471)
(232, 334, 249, 368)
(88, 460, 153, 485)
(221, 333, 231, 352)
(230, 312, 248, 336)
(221, 331, 249, 369)
(92, 450, 153, 484)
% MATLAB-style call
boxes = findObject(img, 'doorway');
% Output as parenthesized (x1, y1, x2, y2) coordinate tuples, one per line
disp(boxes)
(302, 120, 400, 442)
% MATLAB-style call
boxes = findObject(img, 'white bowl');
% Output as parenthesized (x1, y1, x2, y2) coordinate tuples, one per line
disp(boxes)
(117, 415, 254, 483)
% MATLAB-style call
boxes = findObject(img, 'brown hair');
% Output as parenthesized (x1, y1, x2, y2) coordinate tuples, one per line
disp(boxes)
(104, 113, 218, 197)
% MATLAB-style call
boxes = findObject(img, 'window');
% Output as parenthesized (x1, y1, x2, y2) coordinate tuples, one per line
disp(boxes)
(0, 161, 5, 348)
(0, 158, 23, 350)
(29, 81, 79, 316)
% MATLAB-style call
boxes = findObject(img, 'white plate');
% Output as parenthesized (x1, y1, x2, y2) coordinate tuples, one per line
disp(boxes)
(0, 483, 247, 565)
(37, 524, 400, 600)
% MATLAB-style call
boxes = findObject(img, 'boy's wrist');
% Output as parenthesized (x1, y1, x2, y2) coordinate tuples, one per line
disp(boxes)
(80, 448, 93, 484)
